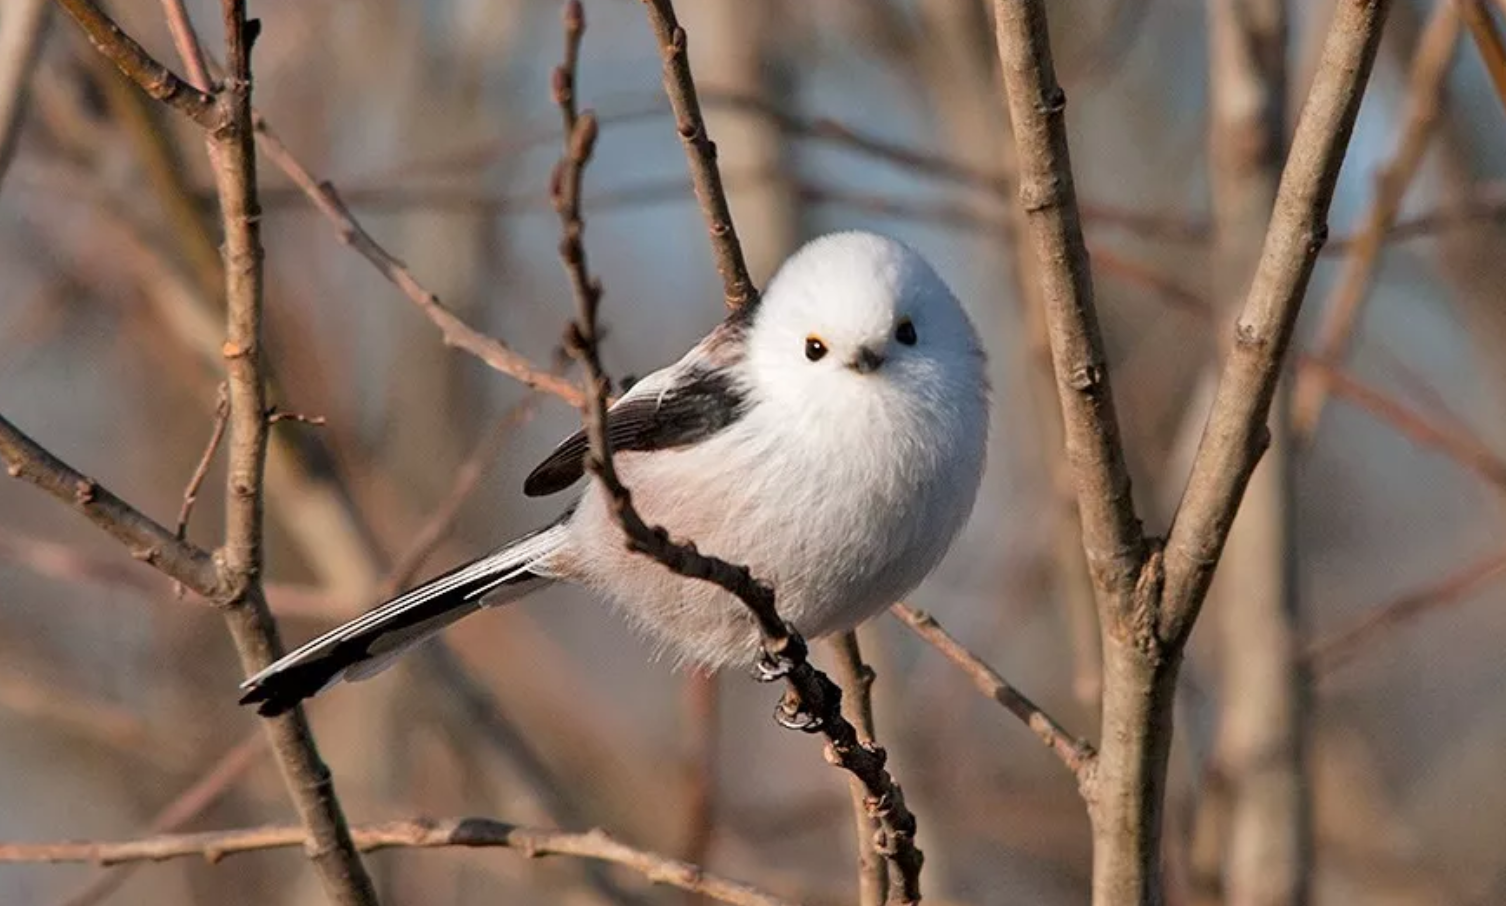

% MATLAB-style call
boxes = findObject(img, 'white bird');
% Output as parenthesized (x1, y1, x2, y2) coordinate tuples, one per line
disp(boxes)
(240, 231, 990, 716)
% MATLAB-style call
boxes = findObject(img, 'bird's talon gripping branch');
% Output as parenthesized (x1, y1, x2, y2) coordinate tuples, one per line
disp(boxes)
(773, 688, 824, 732)
(752, 649, 796, 683)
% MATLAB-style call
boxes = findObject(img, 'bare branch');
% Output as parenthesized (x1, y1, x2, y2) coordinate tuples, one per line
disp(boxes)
(639, 0, 758, 310)
(890, 604, 1097, 782)
(0, 819, 798, 906)
(174, 383, 229, 544)
(49, 0, 226, 131)
(828, 632, 888, 906)
(1307, 547, 1506, 673)
(1460, 0, 1506, 114)
(202, 3, 379, 903)
(0, 414, 221, 595)
(0, 0, 50, 189)
(991, 0, 1145, 613)
(1292, 2, 1460, 440)
(1161, 0, 1392, 647)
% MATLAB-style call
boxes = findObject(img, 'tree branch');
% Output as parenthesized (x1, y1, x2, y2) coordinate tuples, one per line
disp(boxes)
(828, 632, 888, 906)
(49, 0, 226, 131)
(639, 0, 758, 310)
(990, 0, 1146, 616)
(1161, 0, 1392, 647)
(0, 819, 798, 906)
(0, 414, 221, 595)
(890, 604, 1097, 782)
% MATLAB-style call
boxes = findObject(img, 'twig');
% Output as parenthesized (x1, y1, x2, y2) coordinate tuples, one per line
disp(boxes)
(639, 0, 758, 310)
(0, 819, 799, 906)
(0, 0, 50, 190)
(552, 7, 922, 901)
(56, 730, 267, 906)
(1161, 0, 1391, 645)
(200, 3, 380, 904)
(889, 605, 1097, 782)
(1303, 357, 1506, 490)
(1291, 1, 1461, 440)
(0, 414, 221, 594)
(991, 0, 1146, 616)
(1307, 547, 1506, 673)
(249, 119, 582, 407)
(49, 0, 226, 130)
(175, 383, 229, 544)
(1460, 0, 1506, 114)
(678, 670, 720, 906)
(828, 632, 888, 906)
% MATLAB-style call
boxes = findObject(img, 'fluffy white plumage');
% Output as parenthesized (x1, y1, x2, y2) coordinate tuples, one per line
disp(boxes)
(240, 230, 989, 715)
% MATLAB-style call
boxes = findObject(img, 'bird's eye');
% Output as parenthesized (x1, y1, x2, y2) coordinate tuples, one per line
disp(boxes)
(895, 318, 917, 346)
(805, 336, 828, 362)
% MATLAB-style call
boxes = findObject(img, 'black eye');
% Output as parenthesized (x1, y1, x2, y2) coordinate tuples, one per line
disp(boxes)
(895, 318, 917, 346)
(805, 336, 828, 362)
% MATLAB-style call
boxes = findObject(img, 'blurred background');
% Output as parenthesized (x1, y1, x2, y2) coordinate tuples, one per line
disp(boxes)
(1, 0, 1504, 903)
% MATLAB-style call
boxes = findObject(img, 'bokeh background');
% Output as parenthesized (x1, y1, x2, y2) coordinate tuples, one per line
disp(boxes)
(2, 0, 1504, 903)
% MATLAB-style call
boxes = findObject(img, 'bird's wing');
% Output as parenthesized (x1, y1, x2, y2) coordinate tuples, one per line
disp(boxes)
(524, 346, 751, 498)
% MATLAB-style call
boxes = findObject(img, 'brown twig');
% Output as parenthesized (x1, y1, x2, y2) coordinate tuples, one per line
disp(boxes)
(1307, 547, 1506, 673)
(200, 3, 380, 904)
(0, 414, 221, 594)
(828, 632, 888, 906)
(48, 0, 226, 130)
(639, 0, 758, 310)
(1291, 1, 1461, 441)
(56, 730, 267, 906)
(889, 605, 1097, 781)
(551, 8, 921, 900)
(175, 383, 229, 545)
(1460, 0, 1506, 114)
(678, 670, 721, 906)
(0, 0, 50, 190)
(0, 819, 798, 906)
(1301, 357, 1506, 490)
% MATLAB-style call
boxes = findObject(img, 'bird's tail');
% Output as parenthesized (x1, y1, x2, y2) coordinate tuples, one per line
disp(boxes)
(238, 521, 566, 716)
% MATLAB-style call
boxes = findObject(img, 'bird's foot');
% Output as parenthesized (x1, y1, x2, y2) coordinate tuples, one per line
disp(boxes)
(752, 649, 795, 683)
(773, 688, 824, 733)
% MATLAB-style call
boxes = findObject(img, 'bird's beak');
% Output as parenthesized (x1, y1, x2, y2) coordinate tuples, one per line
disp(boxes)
(850, 346, 886, 374)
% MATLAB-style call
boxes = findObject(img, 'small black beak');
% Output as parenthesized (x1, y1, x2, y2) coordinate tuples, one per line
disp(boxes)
(851, 346, 886, 374)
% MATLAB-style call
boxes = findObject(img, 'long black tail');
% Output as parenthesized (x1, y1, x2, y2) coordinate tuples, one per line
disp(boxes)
(238, 523, 564, 716)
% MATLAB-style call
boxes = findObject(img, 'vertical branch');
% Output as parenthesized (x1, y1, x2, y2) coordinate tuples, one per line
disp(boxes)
(829, 632, 888, 906)
(0, 0, 50, 190)
(205, 3, 380, 905)
(639, 0, 759, 310)
(1291, 3, 1461, 439)
(1201, 2, 1310, 905)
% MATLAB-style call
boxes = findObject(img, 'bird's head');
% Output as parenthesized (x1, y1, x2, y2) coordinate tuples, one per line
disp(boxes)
(743, 231, 985, 411)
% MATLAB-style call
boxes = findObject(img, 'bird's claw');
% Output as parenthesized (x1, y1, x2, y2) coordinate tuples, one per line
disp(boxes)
(752, 650, 795, 683)
(773, 688, 824, 732)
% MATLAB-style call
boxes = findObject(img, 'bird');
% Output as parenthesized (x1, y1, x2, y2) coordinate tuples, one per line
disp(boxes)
(239, 231, 990, 717)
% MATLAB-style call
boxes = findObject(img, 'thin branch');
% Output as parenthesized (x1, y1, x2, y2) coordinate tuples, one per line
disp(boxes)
(1292, 1, 1460, 440)
(1460, 0, 1506, 114)
(677, 670, 720, 906)
(249, 118, 583, 407)
(1304, 356, 1506, 490)
(56, 730, 266, 906)
(1307, 547, 1506, 673)
(889, 604, 1097, 782)
(0, 819, 799, 906)
(157, 0, 212, 91)
(0, 414, 221, 594)
(0, 0, 50, 190)
(639, 0, 758, 310)
(552, 8, 921, 900)
(175, 383, 229, 543)
(991, 0, 1146, 615)
(828, 632, 888, 906)
(1161, 0, 1392, 646)
(203, 3, 379, 904)
(48, 0, 226, 131)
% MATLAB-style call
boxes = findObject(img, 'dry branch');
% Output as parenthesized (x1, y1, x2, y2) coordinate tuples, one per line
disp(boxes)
(829, 632, 888, 906)
(1292, 2, 1461, 439)
(890, 604, 1097, 781)
(0, 819, 798, 906)
(0, 0, 50, 188)
(639, 0, 758, 310)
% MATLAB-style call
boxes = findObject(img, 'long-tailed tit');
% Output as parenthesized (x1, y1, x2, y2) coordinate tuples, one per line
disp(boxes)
(240, 231, 989, 716)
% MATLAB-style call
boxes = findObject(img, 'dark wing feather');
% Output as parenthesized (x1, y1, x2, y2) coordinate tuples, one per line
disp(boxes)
(524, 367, 748, 497)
